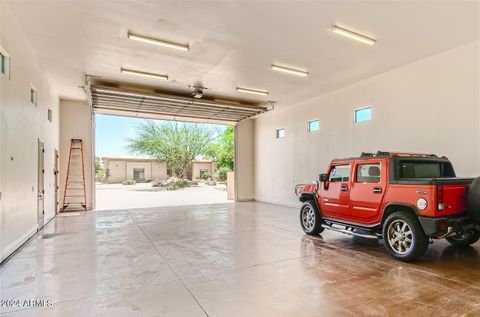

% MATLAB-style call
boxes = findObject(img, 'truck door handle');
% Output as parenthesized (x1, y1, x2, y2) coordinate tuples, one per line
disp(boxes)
(373, 187, 382, 194)
(341, 186, 348, 192)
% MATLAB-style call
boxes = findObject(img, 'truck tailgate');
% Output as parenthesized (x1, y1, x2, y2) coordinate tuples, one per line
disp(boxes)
(435, 178, 473, 215)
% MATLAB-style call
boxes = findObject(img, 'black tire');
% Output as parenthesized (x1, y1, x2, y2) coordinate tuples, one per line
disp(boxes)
(468, 177, 480, 224)
(299, 201, 324, 235)
(382, 211, 429, 262)
(446, 230, 480, 247)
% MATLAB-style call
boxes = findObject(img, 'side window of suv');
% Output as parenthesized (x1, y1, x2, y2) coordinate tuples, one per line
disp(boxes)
(356, 164, 381, 183)
(329, 165, 351, 182)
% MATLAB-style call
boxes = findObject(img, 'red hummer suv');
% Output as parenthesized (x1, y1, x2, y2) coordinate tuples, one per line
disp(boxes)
(297, 151, 480, 261)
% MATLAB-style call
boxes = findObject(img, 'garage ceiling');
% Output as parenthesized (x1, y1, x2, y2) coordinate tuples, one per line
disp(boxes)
(5, 1, 479, 109)
(89, 81, 269, 124)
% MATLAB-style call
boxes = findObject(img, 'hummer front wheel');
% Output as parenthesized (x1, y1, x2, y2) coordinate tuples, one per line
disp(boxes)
(300, 201, 324, 235)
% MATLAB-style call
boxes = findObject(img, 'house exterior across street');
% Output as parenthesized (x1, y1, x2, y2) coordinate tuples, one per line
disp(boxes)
(101, 157, 216, 183)
(191, 160, 217, 179)
(102, 157, 168, 183)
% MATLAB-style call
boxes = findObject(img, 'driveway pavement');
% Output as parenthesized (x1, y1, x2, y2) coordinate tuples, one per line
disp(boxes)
(95, 182, 232, 210)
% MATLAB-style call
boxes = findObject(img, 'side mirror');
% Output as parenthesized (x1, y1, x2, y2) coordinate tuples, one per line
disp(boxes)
(319, 173, 328, 182)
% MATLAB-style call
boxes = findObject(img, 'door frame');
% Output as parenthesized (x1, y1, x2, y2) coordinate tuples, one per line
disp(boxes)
(54, 148, 59, 214)
(37, 139, 45, 230)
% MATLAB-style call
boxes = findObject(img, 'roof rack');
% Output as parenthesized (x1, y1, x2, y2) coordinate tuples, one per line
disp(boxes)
(360, 152, 375, 157)
(391, 152, 438, 158)
(360, 151, 390, 157)
(360, 151, 438, 158)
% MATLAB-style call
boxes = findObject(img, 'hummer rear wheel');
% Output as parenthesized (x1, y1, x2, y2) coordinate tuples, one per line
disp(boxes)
(383, 211, 429, 262)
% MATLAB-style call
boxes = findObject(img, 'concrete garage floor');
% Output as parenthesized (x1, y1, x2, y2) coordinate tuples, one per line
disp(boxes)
(1, 202, 479, 316)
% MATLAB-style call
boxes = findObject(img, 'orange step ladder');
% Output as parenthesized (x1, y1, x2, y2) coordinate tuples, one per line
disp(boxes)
(62, 138, 87, 211)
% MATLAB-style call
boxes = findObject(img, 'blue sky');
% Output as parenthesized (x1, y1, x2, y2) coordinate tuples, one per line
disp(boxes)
(95, 115, 141, 157)
(95, 115, 228, 158)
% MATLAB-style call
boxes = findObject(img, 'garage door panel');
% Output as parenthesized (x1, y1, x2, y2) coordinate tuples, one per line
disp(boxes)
(94, 102, 249, 121)
(93, 97, 257, 116)
(89, 82, 269, 123)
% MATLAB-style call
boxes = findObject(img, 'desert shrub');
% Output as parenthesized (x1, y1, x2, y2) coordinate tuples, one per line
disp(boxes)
(122, 179, 136, 185)
(217, 166, 232, 182)
(151, 180, 167, 187)
(166, 178, 193, 190)
(96, 169, 106, 178)
(201, 171, 212, 180)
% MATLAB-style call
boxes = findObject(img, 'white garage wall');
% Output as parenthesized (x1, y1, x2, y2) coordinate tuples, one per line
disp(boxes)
(254, 40, 480, 207)
(0, 3, 60, 262)
(235, 119, 255, 201)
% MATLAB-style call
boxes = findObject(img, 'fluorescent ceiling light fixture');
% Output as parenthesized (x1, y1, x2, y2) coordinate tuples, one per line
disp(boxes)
(236, 87, 269, 96)
(332, 25, 376, 46)
(271, 64, 309, 77)
(120, 68, 168, 80)
(128, 32, 189, 51)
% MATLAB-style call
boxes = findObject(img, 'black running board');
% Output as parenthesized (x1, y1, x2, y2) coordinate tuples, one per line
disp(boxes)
(321, 223, 381, 240)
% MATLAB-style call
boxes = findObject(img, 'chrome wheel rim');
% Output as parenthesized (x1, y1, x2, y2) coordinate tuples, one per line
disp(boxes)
(387, 220, 413, 255)
(301, 206, 316, 231)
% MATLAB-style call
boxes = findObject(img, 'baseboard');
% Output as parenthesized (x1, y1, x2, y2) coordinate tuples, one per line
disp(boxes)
(1, 225, 38, 264)
(234, 198, 299, 208)
(235, 198, 255, 202)
(253, 199, 300, 209)
(44, 214, 56, 226)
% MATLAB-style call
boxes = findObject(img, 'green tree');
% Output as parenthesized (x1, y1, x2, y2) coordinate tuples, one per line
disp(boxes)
(206, 126, 234, 169)
(205, 126, 234, 181)
(127, 121, 218, 178)
(216, 126, 234, 170)
(95, 157, 105, 178)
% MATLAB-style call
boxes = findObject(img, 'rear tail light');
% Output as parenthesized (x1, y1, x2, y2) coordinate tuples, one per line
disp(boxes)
(437, 185, 444, 211)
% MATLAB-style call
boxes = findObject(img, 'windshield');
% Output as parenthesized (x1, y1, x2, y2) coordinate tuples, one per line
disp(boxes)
(398, 161, 455, 178)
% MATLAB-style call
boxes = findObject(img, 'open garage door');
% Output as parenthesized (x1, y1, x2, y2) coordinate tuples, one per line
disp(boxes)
(88, 80, 260, 210)
(93, 114, 238, 210)
(88, 81, 270, 124)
